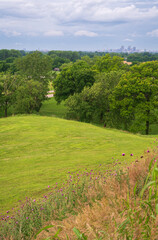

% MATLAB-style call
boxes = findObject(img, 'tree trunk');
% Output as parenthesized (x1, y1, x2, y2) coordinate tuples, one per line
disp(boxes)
(5, 101, 8, 117)
(146, 120, 149, 135)
(145, 110, 150, 135)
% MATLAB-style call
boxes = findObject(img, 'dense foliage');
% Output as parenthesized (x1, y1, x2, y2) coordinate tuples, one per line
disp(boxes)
(65, 71, 123, 123)
(53, 60, 96, 103)
(110, 62, 158, 134)
(0, 49, 158, 134)
(0, 52, 52, 116)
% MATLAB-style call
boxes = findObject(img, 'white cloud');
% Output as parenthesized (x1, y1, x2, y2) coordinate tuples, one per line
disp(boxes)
(75, 30, 98, 37)
(147, 29, 158, 37)
(123, 38, 133, 42)
(44, 30, 64, 36)
(2, 30, 21, 37)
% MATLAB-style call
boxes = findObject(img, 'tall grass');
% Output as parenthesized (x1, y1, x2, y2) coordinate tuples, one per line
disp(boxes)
(0, 143, 157, 240)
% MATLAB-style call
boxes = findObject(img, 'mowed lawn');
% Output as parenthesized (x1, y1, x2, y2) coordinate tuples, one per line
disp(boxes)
(0, 115, 157, 212)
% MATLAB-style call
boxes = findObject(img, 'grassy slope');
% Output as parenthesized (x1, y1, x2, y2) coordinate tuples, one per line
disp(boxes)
(0, 114, 157, 213)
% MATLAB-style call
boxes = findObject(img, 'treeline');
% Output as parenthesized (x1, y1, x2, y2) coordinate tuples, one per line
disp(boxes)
(53, 54, 158, 135)
(1, 49, 158, 74)
(0, 50, 158, 135)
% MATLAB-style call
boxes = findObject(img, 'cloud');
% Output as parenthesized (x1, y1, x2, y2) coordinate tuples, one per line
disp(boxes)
(147, 29, 158, 37)
(0, 0, 158, 50)
(2, 30, 21, 37)
(75, 30, 98, 37)
(123, 38, 133, 42)
(44, 30, 64, 36)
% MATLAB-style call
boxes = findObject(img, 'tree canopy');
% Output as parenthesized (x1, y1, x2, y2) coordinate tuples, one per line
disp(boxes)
(110, 61, 158, 134)
(53, 60, 96, 103)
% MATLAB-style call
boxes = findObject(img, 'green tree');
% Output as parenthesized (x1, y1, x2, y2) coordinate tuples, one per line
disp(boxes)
(14, 80, 46, 114)
(15, 51, 52, 84)
(14, 51, 53, 113)
(53, 60, 96, 103)
(0, 72, 20, 117)
(65, 71, 123, 123)
(94, 54, 128, 72)
(110, 61, 158, 134)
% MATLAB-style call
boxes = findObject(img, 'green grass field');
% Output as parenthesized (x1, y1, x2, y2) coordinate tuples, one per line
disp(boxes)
(38, 98, 67, 118)
(0, 114, 157, 213)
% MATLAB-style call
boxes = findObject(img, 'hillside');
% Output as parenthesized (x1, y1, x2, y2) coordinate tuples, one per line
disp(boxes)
(0, 115, 157, 212)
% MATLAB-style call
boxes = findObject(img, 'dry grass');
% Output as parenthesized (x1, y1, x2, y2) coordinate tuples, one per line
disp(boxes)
(36, 150, 158, 240)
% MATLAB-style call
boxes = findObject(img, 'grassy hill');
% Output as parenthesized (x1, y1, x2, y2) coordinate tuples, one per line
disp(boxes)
(0, 114, 157, 213)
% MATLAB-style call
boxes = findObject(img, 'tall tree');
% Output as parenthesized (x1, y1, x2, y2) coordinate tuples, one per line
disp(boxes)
(15, 51, 52, 84)
(53, 60, 96, 103)
(0, 72, 20, 117)
(110, 61, 158, 134)
(14, 51, 53, 113)
(65, 71, 123, 123)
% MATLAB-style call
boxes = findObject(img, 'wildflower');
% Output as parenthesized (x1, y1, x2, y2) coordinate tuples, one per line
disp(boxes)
(33, 199, 36, 202)
(6, 211, 9, 213)
(32, 209, 34, 211)
(130, 153, 133, 156)
(48, 185, 50, 188)
(122, 153, 125, 156)
(147, 150, 150, 153)
(26, 217, 28, 219)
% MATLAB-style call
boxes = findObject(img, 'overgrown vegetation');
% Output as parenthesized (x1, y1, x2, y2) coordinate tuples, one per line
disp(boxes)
(0, 145, 157, 239)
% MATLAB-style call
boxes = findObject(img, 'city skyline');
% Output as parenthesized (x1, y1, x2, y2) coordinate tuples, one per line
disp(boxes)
(0, 0, 158, 51)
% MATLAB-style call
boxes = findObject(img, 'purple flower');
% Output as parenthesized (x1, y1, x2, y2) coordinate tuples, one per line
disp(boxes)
(130, 153, 133, 156)
(122, 153, 125, 156)
(6, 211, 9, 213)
(32, 209, 34, 211)
(48, 185, 50, 188)
(26, 217, 28, 219)
(147, 150, 150, 153)
(33, 199, 36, 202)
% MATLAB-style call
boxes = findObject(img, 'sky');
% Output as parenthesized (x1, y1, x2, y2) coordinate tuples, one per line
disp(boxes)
(0, 0, 158, 51)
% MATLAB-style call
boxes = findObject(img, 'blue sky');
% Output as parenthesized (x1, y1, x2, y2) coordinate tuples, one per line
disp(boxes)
(0, 0, 158, 51)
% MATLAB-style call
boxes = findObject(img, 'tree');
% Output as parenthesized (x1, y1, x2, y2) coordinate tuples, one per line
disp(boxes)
(0, 72, 20, 117)
(110, 61, 158, 134)
(14, 51, 53, 113)
(15, 51, 52, 84)
(65, 71, 123, 123)
(94, 54, 128, 72)
(53, 60, 96, 103)
(14, 80, 46, 114)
